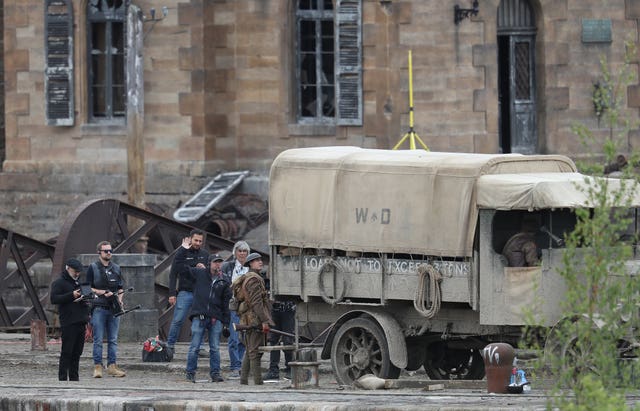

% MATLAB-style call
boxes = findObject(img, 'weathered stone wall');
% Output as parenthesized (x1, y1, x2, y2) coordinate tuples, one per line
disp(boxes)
(0, 0, 4, 165)
(0, 0, 639, 241)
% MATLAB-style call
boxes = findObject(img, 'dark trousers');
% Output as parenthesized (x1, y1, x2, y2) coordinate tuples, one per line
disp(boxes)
(268, 309, 295, 371)
(58, 322, 86, 381)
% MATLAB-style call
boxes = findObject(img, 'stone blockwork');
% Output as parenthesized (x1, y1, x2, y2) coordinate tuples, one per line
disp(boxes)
(1, 0, 639, 240)
(0, 0, 4, 165)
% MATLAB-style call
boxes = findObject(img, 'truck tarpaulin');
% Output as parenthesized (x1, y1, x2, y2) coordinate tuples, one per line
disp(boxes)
(269, 147, 576, 257)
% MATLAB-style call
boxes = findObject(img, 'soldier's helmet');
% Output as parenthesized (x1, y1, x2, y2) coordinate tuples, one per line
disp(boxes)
(244, 252, 262, 267)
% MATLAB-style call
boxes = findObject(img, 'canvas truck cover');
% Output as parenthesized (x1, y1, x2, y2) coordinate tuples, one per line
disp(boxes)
(269, 147, 576, 257)
(477, 172, 640, 210)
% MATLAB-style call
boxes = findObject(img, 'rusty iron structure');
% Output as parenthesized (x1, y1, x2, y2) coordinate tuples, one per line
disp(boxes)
(0, 198, 268, 337)
(0, 228, 55, 328)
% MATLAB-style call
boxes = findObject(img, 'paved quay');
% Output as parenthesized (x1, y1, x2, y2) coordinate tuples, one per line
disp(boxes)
(0, 333, 613, 410)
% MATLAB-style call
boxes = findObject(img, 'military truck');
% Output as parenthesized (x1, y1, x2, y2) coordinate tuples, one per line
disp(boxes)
(268, 147, 640, 385)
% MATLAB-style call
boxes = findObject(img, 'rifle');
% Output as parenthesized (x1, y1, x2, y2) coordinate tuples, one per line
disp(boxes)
(114, 304, 142, 318)
(540, 225, 564, 246)
(232, 323, 311, 342)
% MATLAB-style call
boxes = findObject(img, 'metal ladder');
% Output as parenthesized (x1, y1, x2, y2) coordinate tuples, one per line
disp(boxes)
(172, 171, 250, 223)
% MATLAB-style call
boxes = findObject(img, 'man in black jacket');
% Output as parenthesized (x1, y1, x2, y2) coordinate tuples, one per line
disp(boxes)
(50, 258, 90, 381)
(167, 229, 209, 351)
(185, 254, 232, 382)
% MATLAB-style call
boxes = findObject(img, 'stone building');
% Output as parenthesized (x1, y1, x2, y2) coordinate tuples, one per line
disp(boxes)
(0, 0, 639, 240)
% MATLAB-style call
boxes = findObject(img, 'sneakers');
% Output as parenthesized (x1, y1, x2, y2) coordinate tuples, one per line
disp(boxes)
(106, 364, 126, 377)
(197, 349, 209, 358)
(93, 364, 103, 378)
(210, 374, 224, 383)
(186, 373, 195, 383)
(264, 369, 279, 381)
(227, 369, 241, 380)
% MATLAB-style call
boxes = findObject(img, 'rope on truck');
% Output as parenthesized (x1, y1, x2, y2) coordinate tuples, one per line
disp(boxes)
(318, 259, 346, 306)
(414, 263, 442, 318)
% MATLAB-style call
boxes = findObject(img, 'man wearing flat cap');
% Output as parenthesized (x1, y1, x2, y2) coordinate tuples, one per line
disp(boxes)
(50, 258, 90, 381)
(184, 253, 232, 383)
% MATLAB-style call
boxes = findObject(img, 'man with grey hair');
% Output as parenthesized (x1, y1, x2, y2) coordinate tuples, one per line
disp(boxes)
(221, 240, 250, 378)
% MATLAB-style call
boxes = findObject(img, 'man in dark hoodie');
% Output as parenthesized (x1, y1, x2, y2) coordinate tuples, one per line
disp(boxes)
(185, 254, 232, 383)
(50, 258, 90, 381)
(167, 229, 209, 351)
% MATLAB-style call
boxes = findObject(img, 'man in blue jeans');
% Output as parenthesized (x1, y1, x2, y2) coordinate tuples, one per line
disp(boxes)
(87, 241, 126, 378)
(185, 254, 231, 382)
(221, 240, 250, 378)
(167, 230, 209, 351)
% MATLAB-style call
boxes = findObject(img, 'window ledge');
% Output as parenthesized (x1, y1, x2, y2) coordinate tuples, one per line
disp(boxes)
(288, 123, 336, 136)
(80, 122, 127, 136)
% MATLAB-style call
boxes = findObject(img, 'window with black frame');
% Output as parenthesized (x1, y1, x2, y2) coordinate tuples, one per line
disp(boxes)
(296, 0, 362, 126)
(87, 0, 126, 122)
(297, 0, 335, 122)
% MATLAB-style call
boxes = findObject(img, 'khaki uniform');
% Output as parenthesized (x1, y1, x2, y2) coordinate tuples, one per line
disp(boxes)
(232, 271, 274, 384)
(502, 232, 539, 267)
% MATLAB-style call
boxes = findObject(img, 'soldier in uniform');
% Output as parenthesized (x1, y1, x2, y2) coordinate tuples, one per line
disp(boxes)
(502, 215, 541, 267)
(232, 252, 274, 385)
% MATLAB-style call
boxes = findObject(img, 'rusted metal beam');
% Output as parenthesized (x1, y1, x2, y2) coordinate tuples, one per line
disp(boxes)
(2, 197, 269, 337)
(10, 241, 48, 323)
(0, 227, 55, 327)
(0, 298, 12, 326)
(51, 198, 268, 338)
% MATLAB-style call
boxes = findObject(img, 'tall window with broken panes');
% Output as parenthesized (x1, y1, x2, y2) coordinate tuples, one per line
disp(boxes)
(296, 0, 362, 125)
(87, 0, 127, 122)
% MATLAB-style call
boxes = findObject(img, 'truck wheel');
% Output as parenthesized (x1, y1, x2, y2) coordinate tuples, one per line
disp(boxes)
(424, 342, 485, 380)
(330, 317, 401, 385)
(544, 316, 597, 380)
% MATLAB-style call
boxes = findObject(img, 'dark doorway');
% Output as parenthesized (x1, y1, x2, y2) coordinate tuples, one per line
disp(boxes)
(497, 0, 537, 154)
(498, 36, 511, 153)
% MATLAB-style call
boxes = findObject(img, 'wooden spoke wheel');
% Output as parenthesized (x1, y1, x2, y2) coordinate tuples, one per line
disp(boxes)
(330, 317, 401, 385)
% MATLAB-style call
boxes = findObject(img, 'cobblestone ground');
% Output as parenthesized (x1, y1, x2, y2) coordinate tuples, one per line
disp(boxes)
(0, 333, 634, 410)
(0, 334, 332, 387)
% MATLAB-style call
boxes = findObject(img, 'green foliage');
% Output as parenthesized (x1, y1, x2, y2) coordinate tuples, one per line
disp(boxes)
(559, 375, 628, 411)
(572, 41, 638, 175)
(525, 40, 640, 410)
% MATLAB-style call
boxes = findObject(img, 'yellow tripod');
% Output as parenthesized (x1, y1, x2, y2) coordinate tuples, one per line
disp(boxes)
(393, 50, 429, 150)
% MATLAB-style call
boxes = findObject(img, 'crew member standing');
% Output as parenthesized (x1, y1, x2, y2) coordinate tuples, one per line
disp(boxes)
(185, 254, 232, 383)
(87, 241, 126, 378)
(233, 252, 274, 385)
(221, 240, 250, 378)
(166, 229, 209, 352)
(50, 258, 90, 381)
(264, 294, 295, 381)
